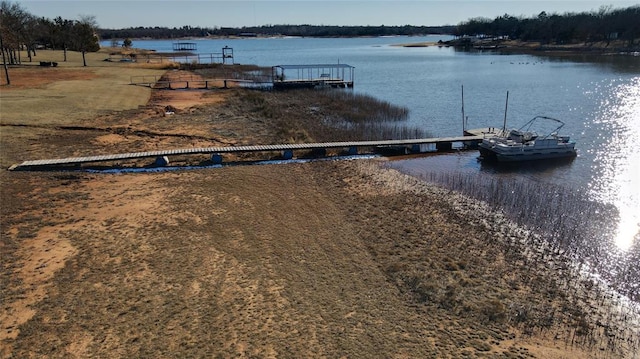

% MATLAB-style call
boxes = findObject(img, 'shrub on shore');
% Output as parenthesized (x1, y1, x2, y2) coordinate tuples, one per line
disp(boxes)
(192, 64, 426, 142)
(235, 88, 426, 143)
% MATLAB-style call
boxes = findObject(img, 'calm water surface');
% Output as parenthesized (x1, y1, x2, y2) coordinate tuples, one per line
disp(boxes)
(108, 37, 640, 253)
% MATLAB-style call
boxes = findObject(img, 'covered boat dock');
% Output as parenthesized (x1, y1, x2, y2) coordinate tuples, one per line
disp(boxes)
(172, 42, 197, 51)
(272, 64, 354, 89)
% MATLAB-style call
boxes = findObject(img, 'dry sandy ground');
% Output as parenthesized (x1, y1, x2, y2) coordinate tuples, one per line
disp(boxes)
(1, 65, 638, 358)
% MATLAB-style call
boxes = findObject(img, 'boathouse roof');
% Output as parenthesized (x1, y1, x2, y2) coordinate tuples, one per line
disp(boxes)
(273, 64, 354, 70)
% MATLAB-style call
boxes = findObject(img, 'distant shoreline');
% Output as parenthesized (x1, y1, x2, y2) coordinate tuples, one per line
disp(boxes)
(396, 39, 640, 56)
(109, 36, 639, 58)
(107, 34, 448, 42)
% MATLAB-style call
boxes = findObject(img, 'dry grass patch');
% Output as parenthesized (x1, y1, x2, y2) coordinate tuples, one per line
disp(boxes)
(1, 49, 170, 125)
(1, 67, 164, 125)
(0, 67, 97, 89)
(0, 49, 177, 168)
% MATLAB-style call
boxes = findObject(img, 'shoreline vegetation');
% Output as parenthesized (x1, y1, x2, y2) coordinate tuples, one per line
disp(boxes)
(1, 48, 639, 358)
(396, 38, 640, 56)
(116, 36, 639, 55)
(95, 4, 639, 58)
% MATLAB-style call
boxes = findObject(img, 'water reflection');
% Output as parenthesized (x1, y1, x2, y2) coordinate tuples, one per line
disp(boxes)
(452, 47, 640, 74)
(542, 53, 640, 74)
(587, 78, 640, 250)
(478, 155, 576, 177)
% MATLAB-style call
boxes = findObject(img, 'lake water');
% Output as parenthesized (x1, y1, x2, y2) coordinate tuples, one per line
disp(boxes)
(104, 36, 640, 254)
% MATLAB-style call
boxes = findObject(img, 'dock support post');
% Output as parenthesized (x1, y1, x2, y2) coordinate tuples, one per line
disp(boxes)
(155, 156, 170, 166)
(464, 140, 479, 150)
(282, 150, 294, 160)
(411, 144, 422, 153)
(348, 146, 358, 155)
(211, 154, 223, 165)
(312, 148, 327, 158)
(436, 142, 453, 152)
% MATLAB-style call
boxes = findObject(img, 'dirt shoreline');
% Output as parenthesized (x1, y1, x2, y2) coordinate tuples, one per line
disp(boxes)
(1, 56, 638, 358)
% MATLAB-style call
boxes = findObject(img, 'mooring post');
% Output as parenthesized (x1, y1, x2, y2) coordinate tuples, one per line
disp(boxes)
(282, 150, 294, 160)
(348, 146, 358, 155)
(411, 144, 422, 153)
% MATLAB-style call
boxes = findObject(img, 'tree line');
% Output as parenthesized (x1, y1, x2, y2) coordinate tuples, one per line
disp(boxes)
(454, 5, 640, 47)
(99, 24, 456, 40)
(0, 0, 100, 68)
(2, 0, 638, 70)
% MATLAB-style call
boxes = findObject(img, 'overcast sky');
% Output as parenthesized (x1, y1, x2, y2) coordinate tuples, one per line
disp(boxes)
(19, 0, 638, 29)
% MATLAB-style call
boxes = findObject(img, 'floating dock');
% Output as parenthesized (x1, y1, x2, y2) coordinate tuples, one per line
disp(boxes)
(464, 127, 504, 137)
(8, 134, 486, 171)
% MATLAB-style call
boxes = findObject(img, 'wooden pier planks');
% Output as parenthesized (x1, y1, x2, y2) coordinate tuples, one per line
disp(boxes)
(8, 135, 483, 170)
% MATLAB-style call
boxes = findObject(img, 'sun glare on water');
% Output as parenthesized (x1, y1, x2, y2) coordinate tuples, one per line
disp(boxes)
(590, 78, 640, 251)
(611, 157, 639, 250)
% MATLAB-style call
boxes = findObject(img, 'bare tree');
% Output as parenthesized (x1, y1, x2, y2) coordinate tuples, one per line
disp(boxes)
(21, 13, 39, 62)
(1, 0, 27, 65)
(72, 15, 99, 66)
(0, 11, 9, 84)
(53, 16, 73, 61)
(0, 0, 31, 84)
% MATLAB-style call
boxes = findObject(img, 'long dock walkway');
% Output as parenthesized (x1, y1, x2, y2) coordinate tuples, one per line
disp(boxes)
(8, 134, 486, 171)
